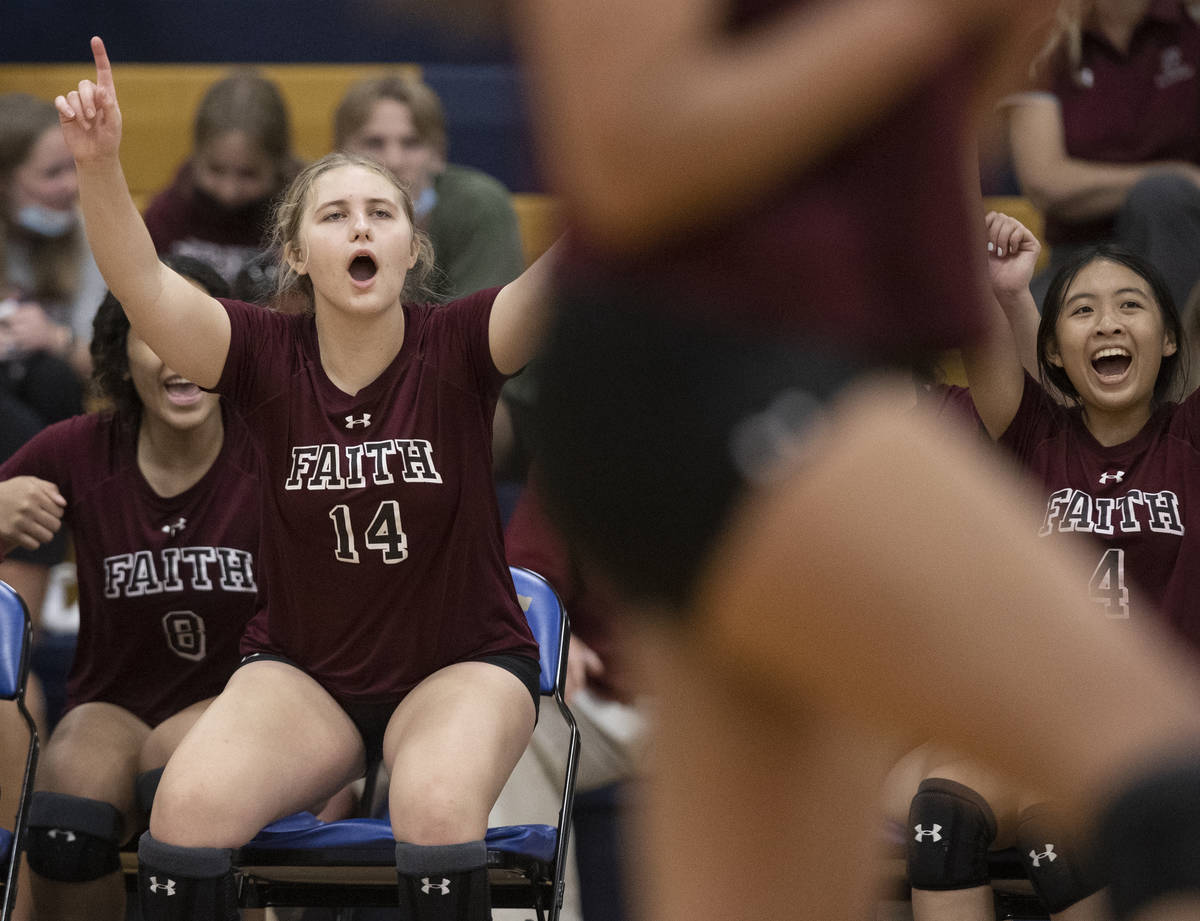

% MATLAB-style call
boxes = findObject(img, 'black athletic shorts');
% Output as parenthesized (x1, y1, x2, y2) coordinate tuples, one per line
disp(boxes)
(532, 284, 868, 611)
(238, 652, 541, 766)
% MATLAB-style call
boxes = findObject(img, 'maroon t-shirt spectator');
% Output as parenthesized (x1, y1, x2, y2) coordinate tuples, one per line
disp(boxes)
(0, 409, 261, 726)
(144, 161, 274, 286)
(218, 294, 536, 702)
(1030, 0, 1200, 244)
(1000, 373, 1200, 653)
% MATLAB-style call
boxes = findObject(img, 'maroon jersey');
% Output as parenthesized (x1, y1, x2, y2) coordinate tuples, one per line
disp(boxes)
(1000, 374, 1200, 652)
(561, 0, 985, 361)
(0, 409, 261, 726)
(217, 294, 536, 702)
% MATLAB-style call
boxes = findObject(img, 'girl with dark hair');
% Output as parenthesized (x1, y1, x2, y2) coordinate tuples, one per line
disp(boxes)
(0, 256, 262, 921)
(907, 214, 1200, 921)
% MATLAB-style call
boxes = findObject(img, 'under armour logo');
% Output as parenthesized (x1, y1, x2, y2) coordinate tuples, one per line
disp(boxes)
(345, 414, 372, 429)
(161, 517, 187, 536)
(421, 877, 451, 895)
(913, 824, 942, 842)
(1029, 845, 1057, 868)
(47, 828, 76, 842)
(1099, 471, 1125, 485)
(147, 876, 177, 896)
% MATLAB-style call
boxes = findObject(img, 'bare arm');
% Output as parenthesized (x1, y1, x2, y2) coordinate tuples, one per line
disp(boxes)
(488, 238, 562, 376)
(510, 0, 1044, 251)
(55, 37, 230, 389)
(962, 211, 1042, 440)
(1008, 94, 1200, 223)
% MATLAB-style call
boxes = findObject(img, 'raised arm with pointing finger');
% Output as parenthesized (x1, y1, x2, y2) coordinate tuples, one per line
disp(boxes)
(56, 37, 230, 389)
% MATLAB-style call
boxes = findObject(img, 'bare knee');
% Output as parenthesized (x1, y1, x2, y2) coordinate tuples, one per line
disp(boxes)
(390, 780, 485, 844)
(149, 769, 252, 848)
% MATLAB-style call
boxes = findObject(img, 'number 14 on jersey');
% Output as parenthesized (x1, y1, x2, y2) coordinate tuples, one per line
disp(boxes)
(329, 501, 409, 563)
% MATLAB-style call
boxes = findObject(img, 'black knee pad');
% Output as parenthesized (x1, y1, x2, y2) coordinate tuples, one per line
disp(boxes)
(25, 792, 123, 882)
(395, 840, 491, 921)
(135, 767, 165, 814)
(1015, 802, 1104, 914)
(906, 778, 998, 891)
(137, 832, 238, 921)
(1094, 755, 1200, 921)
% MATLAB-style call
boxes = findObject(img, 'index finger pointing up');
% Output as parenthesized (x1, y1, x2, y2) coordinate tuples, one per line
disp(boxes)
(91, 36, 114, 93)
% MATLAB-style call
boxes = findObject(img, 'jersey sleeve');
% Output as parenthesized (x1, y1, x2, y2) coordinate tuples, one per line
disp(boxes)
(0, 416, 89, 495)
(215, 299, 302, 411)
(427, 287, 509, 398)
(996, 372, 1067, 464)
(0, 417, 93, 565)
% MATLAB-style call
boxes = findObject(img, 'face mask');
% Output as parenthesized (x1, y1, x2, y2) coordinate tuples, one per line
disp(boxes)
(192, 185, 274, 230)
(14, 204, 76, 238)
(413, 186, 437, 220)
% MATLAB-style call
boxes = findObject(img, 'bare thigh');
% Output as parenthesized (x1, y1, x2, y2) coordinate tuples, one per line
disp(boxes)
(150, 660, 366, 847)
(384, 660, 536, 844)
(626, 617, 904, 921)
(138, 697, 215, 774)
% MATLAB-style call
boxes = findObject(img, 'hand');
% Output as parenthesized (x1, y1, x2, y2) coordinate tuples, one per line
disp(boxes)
(54, 36, 123, 166)
(0, 477, 67, 552)
(984, 209, 1041, 303)
(0, 302, 61, 355)
(564, 635, 605, 703)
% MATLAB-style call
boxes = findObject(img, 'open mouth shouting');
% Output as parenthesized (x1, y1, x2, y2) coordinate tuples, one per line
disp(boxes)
(348, 251, 379, 287)
(164, 375, 204, 407)
(1090, 346, 1132, 384)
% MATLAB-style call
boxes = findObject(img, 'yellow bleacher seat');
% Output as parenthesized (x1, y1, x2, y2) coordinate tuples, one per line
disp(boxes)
(0, 63, 418, 210)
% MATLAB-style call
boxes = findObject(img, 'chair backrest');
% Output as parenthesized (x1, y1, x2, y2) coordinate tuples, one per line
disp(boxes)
(509, 565, 568, 696)
(0, 581, 38, 921)
(0, 583, 30, 701)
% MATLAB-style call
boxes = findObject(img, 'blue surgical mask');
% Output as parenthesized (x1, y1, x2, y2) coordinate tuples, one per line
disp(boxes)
(413, 186, 437, 220)
(15, 204, 77, 238)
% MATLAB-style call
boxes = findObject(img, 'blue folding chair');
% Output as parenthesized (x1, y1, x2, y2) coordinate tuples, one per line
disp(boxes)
(0, 581, 39, 921)
(234, 565, 582, 921)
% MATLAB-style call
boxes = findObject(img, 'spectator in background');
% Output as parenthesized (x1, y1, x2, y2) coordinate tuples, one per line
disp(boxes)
(0, 93, 101, 423)
(334, 73, 525, 301)
(1007, 0, 1200, 308)
(144, 69, 302, 290)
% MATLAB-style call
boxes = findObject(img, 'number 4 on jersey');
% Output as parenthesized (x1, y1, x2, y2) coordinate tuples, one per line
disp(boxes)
(1088, 548, 1129, 619)
(329, 501, 409, 564)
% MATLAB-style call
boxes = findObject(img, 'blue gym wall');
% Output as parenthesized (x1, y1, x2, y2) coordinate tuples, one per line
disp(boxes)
(1, 1, 543, 191)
